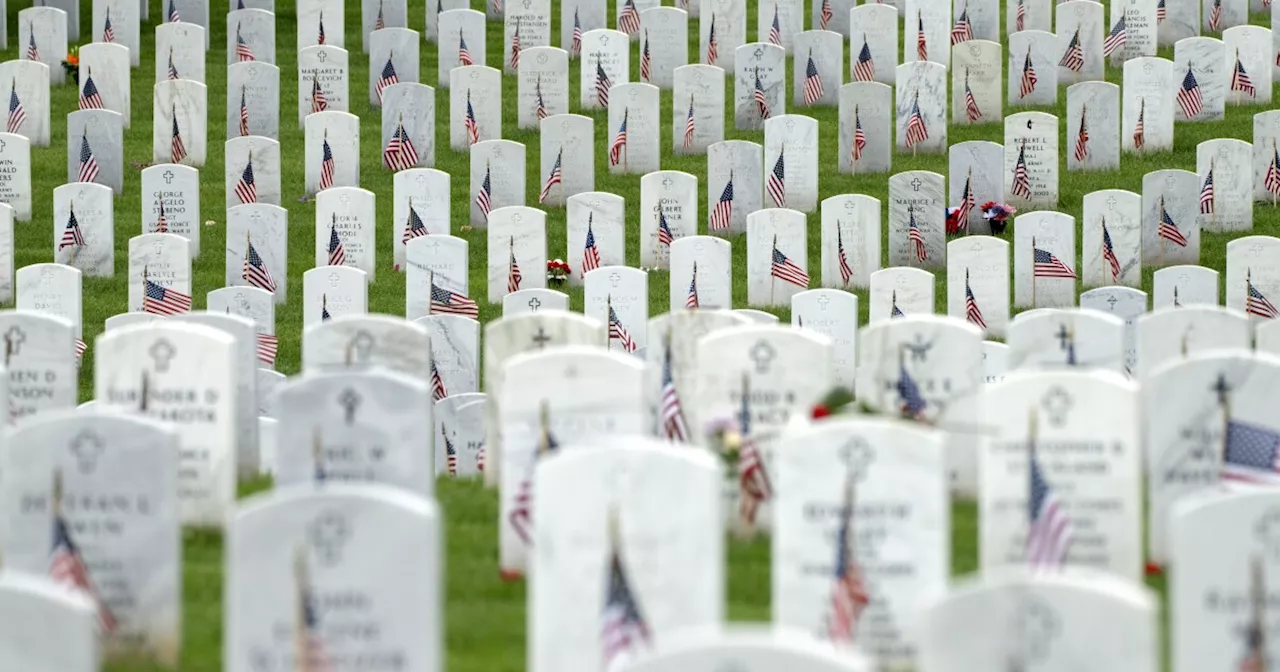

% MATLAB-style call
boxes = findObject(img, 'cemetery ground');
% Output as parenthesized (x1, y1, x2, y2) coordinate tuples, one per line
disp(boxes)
(9, 0, 1266, 668)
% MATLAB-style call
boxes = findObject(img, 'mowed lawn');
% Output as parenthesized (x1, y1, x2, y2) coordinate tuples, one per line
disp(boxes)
(9, 0, 1261, 668)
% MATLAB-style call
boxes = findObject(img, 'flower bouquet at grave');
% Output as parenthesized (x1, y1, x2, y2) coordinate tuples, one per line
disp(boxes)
(546, 259, 570, 287)
(63, 47, 80, 84)
(702, 410, 754, 535)
(980, 201, 1016, 236)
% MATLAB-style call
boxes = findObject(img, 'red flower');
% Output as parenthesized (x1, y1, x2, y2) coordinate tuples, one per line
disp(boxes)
(811, 405, 831, 419)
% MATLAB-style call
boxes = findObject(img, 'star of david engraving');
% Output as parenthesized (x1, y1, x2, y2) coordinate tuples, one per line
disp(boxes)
(308, 511, 350, 566)
(348, 331, 375, 362)
(69, 430, 105, 474)
(1040, 386, 1073, 427)
(149, 338, 177, 372)
(4, 326, 25, 357)
(338, 388, 361, 424)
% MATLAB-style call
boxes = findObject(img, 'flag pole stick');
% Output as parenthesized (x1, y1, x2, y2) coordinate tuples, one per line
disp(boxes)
(1158, 196, 1165, 267)
(1211, 159, 1218, 230)
(1273, 141, 1277, 208)
(1030, 236, 1037, 307)
(770, 234, 777, 307)
(606, 294, 612, 350)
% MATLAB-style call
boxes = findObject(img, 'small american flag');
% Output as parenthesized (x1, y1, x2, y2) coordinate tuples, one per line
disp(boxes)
(907, 207, 928, 262)
(510, 21, 522, 69)
(609, 109, 629, 166)
(1209, 0, 1222, 31)
(819, 0, 833, 29)
(1157, 0, 1165, 22)
(327, 219, 347, 266)
(319, 134, 335, 191)
(77, 133, 100, 183)
(430, 283, 480, 318)
(916, 14, 927, 60)
(1016, 0, 1025, 31)
(1200, 167, 1215, 214)
(583, 214, 601, 273)
(1222, 419, 1280, 482)
(891, 292, 904, 318)
(683, 96, 696, 149)
(430, 359, 448, 402)
(1132, 98, 1145, 150)
(768, 5, 782, 45)
(322, 296, 331, 321)
(375, 0, 385, 29)
(538, 148, 562, 204)
(476, 162, 493, 218)
(710, 173, 734, 231)
(685, 262, 700, 308)
(167, 49, 180, 80)
(400, 201, 428, 245)
(293, 553, 333, 672)
(318, 10, 326, 44)
(168, 0, 179, 22)
(640, 32, 651, 82)
(1101, 220, 1120, 281)
(657, 209, 675, 246)
(1027, 431, 1073, 569)
(508, 239, 523, 293)
(1074, 105, 1090, 162)
(951, 5, 972, 44)
(50, 499, 118, 633)
(659, 341, 689, 441)
(142, 278, 192, 315)
(235, 23, 255, 61)
(964, 270, 987, 329)
(384, 118, 419, 171)
(1231, 54, 1255, 97)
(170, 108, 187, 163)
(1102, 14, 1126, 57)
(103, 8, 115, 42)
(963, 70, 981, 122)
(1247, 274, 1279, 319)
(1157, 198, 1189, 247)
(75, 339, 87, 361)
(1266, 144, 1280, 197)
(236, 154, 257, 204)
(1177, 66, 1203, 119)
(1033, 246, 1076, 278)
(59, 207, 85, 250)
(508, 421, 558, 544)
(1058, 28, 1083, 72)
(827, 477, 869, 644)
(905, 92, 929, 148)
(837, 227, 853, 285)
(7, 84, 25, 134)
(572, 8, 583, 56)
(596, 59, 612, 107)
(464, 89, 480, 145)
(802, 51, 824, 106)
(238, 87, 250, 136)
(458, 28, 474, 66)
(600, 542, 651, 671)
(244, 240, 277, 292)
(255, 333, 278, 365)
(767, 150, 786, 207)
(753, 70, 771, 119)
(155, 200, 169, 233)
(771, 243, 810, 288)
(956, 171, 975, 229)
(736, 378, 772, 526)
(854, 37, 875, 81)
(26, 26, 39, 61)
(311, 74, 328, 113)
(535, 77, 548, 120)
(1011, 142, 1032, 199)
(707, 14, 719, 64)
(79, 72, 103, 110)
(377, 55, 399, 103)
(852, 106, 867, 161)
(1019, 47, 1038, 98)
(608, 305, 637, 353)
(897, 361, 926, 417)
(619, 0, 641, 35)
(442, 424, 458, 474)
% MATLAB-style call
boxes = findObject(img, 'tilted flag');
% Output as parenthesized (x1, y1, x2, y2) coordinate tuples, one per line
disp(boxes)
(1247, 272, 1279, 319)
(657, 209, 675, 246)
(59, 207, 85, 251)
(1016, 0, 1025, 31)
(1033, 246, 1076, 278)
(508, 238, 523, 293)
(375, 0, 386, 29)
(907, 207, 928, 262)
(77, 133, 100, 183)
(1157, 198, 1189, 248)
(535, 76, 548, 120)
(1132, 98, 1145, 150)
(803, 50, 824, 106)
(1074, 104, 1090, 162)
(319, 133, 336, 191)
(1157, 0, 1166, 22)
(964, 270, 987, 329)
(26, 26, 39, 61)
(235, 153, 258, 204)
(1019, 47, 1038, 98)
(596, 59, 613, 107)
(753, 69, 771, 119)
(710, 173, 734, 231)
(600, 522, 651, 671)
(103, 8, 115, 42)
(167, 49, 180, 80)
(464, 89, 480, 145)
(659, 340, 690, 441)
(154, 200, 169, 234)
(837, 227, 853, 285)
(737, 377, 773, 525)
(768, 5, 782, 45)
(1102, 14, 1126, 57)
(820, 0, 833, 30)
(1101, 220, 1120, 281)
(293, 551, 333, 672)
(609, 109, 629, 167)
(321, 296, 331, 321)
(1200, 166, 1215, 214)
(327, 219, 347, 266)
(458, 28, 474, 66)
(79, 70, 104, 110)
(1011, 141, 1032, 199)
(619, 0, 642, 35)
(608, 304, 638, 353)
(1058, 28, 1083, 72)
(905, 91, 929, 148)
(683, 95, 696, 149)
(771, 239, 811, 288)
(256, 333, 278, 366)
(243, 240, 277, 292)
(507, 409, 558, 545)
(142, 277, 193, 315)
(49, 475, 117, 633)
(827, 476, 870, 644)
(685, 262, 700, 308)
(442, 424, 457, 474)
(916, 14, 927, 61)
(538, 147, 563, 204)
(767, 149, 786, 207)
(1231, 53, 1256, 98)
(400, 201, 428, 246)
(897, 361, 926, 418)
(311, 74, 328, 113)
(170, 106, 188, 163)
(963, 69, 981, 122)
(318, 11, 326, 44)
(238, 86, 250, 136)
(852, 105, 867, 161)
(168, 0, 180, 22)
(1176, 65, 1203, 118)
(1209, 0, 1222, 31)
(235, 22, 255, 61)
(891, 291, 905, 318)
(377, 54, 399, 103)
(572, 7, 583, 56)
(510, 21, 522, 69)
(430, 282, 480, 319)
(476, 161, 493, 217)
(706, 14, 719, 64)
(956, 171, 975, 230)
(951, 4, 973, 44)
(583, 214, 601, 274)
(1223, 417, 1280, 484)
(640, 31, 652, 82)
(430, 359, 448, 402)
(383, 117, 419, 171)
(854, 37, 875, 81)
(1266, 143, 1280, 198)
(1027, 417, 1073, 569)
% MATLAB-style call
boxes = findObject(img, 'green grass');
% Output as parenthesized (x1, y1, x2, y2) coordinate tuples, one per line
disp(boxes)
(12, 0, 1263, 668)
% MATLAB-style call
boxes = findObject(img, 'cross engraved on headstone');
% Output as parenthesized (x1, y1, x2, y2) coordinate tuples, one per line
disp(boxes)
(248, 65, 259, 80)
(785, 118, 795, 131)
(1251, 243, 1265, 255)
(1054, 323, 1071, 350)
(40, 268, 54, 285)
(628, 88, 637, 101)
(338, 388, 361, 424)
(88, 115, 99, 128)
(349, 330, 375, 362)
(1106, 195, 1117, 210)
(817, 294, 831, 310)
(1143, 62, 1153, 75)
(753, 46, 764, 60)
(528, 297, 542, 311)
(338, 193, 351, 206)
(910, 177, 922, 191)
(4, 326, 25, 356)
(1211, 372, 1232, 405)
(838, 438, 874, 479)
(1040, 386, 1073, 427)
(531, 326, 552, 348)
(69, 431, 105, 473)
(1012, 596, 1060, 662)
(328, 272, 341, 287)
(749, 339, 777, 373)
(1106, 294, 1118, 310)
(600, 34, 610, 45)
(608, 272, 621, 287)
(162, 170, 175, 184)
(0, 139, 8, 152)
(317, 50, 328, 62)
(662, 175, 673, 189)
(512, 212, 523, 223)
(148, 338, 177, 373)
(308, 511, 350, 566)
(694, 240, 705, 253)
